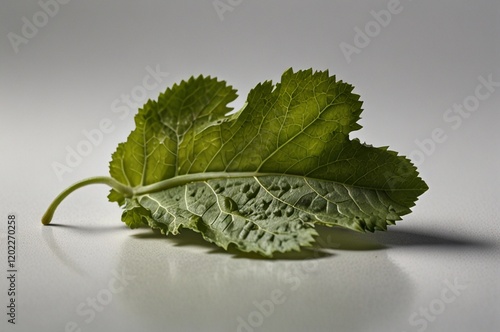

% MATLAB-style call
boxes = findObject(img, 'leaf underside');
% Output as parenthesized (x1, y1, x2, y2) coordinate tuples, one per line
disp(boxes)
(108, 68, 428, 257)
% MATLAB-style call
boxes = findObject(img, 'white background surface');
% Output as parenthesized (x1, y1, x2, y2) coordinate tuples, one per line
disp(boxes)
(1, 1, 499, 331)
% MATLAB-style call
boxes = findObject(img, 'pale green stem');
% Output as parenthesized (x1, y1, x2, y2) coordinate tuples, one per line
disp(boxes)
(132, 172, 270, 195)
(41, 176, 133, 225)
(42, 172, 276, 225)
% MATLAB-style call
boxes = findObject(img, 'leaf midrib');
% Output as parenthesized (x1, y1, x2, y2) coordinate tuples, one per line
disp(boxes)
(132, 171, 426, 196)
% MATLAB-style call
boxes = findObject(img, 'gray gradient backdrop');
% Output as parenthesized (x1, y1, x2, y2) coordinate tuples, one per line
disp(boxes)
(1, 1, 499, 332)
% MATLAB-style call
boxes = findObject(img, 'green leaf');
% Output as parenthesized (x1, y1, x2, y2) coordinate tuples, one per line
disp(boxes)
(109, 75, 238, 189)
(138, 179, 318, 256)
(107, 68, 427, 256)
(42, 68, 427, 257)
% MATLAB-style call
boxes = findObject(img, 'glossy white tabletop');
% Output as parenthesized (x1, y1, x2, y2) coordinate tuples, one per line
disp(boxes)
(1, 1, 498, 331)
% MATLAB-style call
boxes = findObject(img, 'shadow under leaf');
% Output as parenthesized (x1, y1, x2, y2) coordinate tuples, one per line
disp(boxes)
(48, 223, 126, 234)
(131, 228, 334, 260)
(371, 226, 497, 250)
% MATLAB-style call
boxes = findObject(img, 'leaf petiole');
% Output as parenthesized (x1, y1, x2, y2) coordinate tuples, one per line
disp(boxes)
(41, 176, 133, 225)
(41, 173, 268, 225)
